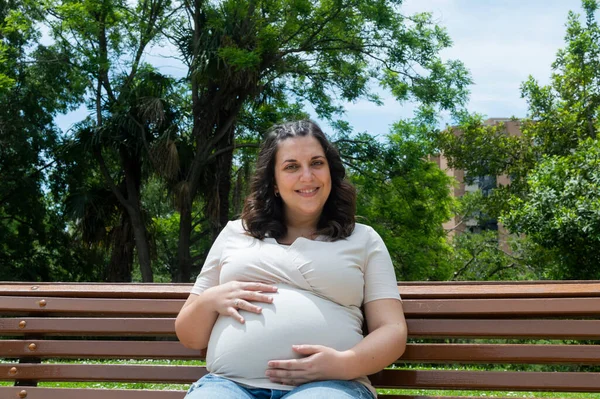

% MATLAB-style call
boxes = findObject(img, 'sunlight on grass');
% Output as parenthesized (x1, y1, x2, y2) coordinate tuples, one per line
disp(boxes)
(377, 389, 600, 398)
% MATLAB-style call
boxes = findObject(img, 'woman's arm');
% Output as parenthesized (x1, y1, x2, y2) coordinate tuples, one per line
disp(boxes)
(342, 298, 407, 379)
(175, 282, 279, 350)
(175, 292, 218, 350)
(265, 298, 407, 384)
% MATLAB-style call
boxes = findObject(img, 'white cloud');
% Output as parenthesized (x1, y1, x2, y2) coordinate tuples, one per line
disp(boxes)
(396, 0, 583, 120)
(333, 0, 586, 132)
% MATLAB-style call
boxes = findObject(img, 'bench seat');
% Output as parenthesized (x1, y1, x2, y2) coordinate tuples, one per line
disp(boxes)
(1, 281, 600, 399)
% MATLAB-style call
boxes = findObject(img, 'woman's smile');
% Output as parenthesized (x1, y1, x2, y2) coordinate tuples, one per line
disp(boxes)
(296, 187, 320, 196)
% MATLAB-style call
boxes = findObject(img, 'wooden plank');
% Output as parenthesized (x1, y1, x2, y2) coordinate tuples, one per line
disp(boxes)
(3, 296, 600, 317)
(0, 363, 206, 383)
(0, 340, 205, 359)
(3, 341, 599, 365)
(0, 387, 187, 399)
(406, 319, 600, 339)
(4, 364, 600, 391)
(397, 281, 600, 299)
(0, 297, 183, 315)
(0, 387, 527, 399)
(3, 280, 600, 299)
(369, 369, 600, 391)
(2, 317, 599, 339)
(0, 318, 177, 336)
(0, 283, 191, 299)
(400, 344, 600, 364)
(402, 297, 600, 317)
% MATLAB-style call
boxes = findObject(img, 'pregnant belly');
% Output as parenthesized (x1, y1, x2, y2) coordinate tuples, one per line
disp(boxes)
(206, 284, 363, 380)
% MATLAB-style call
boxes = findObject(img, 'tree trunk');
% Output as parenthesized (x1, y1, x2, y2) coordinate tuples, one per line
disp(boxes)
(121, 146, 154, 282)
(175, 123, 234, 282)
(130, 209, 153, 282)
(176, 204, 193, 282)
(106, 213, 134, 282)
(205, 125, 235, 241)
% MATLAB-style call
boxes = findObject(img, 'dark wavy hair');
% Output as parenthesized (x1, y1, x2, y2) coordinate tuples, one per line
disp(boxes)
(242, 120, 356, 241)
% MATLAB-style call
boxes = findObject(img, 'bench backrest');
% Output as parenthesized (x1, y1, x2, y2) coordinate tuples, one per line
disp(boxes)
(1, 281, 600, 399)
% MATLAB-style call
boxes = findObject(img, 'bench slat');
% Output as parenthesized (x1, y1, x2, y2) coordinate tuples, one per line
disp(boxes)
(407, 318, 600, 338)
(0, 297, 183, 315)
(3, 281, 600, 299)
(0, 363, 205, 383)
(3, 317, 600, 339)
(369, 369, 600, 391)
(0, 340, 202, 359)
(402, 343, 600, 364)
(2, 341, 599, 364)
(398, 281, 600, 299)
(0, 387, 524, 399)
(3, 296, 600, 317)
(0, 387, 187, 399)
(403, 297, 600, 317)
(0, 318, 177, 335)
(0, 283, 192, 299)
(3, 364, 600, 391)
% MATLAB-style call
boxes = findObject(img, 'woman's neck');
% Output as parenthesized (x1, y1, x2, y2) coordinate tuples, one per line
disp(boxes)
(280, 217, 319, 244)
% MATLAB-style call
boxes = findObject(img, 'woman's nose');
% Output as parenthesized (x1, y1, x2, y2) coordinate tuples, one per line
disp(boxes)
(299, 166, 313, 181)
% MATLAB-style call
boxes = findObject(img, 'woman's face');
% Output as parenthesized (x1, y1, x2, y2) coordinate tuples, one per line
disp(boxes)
(273, 135, 332, 226)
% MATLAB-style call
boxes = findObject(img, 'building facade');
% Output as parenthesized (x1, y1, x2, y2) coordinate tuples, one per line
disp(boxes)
(431, 118, 522, 251)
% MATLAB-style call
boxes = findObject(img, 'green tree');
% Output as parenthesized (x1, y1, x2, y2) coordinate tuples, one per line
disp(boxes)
(342, 115, 457, 281)
(45, 0, 175, 281)
(439, 0, 600, 279)
(54, 139, 137, 282)
(167, 0, 471, 281)
(521, 0, 600, 155)
(503, 138, 600, 279)
(0, 0, 100, 280)
(504, 0, 600, 278)
(438, 114, 535, 219)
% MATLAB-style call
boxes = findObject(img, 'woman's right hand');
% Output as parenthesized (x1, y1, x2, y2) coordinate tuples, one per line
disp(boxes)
(207, 281, 278, 323)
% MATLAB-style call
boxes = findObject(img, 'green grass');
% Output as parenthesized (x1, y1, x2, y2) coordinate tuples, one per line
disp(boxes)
(377, 389, 600, 398)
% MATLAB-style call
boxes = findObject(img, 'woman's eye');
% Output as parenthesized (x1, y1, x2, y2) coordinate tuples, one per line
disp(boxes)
(312, 161, 324, 166)
(284, 164, 298, 170)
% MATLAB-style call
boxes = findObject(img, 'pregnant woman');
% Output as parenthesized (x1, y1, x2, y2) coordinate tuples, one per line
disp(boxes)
(175, 120, 407, 398)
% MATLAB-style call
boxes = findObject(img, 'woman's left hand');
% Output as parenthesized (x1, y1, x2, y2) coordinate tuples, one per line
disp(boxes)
(265, 345, 350, 385)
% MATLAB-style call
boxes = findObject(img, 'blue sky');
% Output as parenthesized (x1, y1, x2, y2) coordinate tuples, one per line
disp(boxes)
(343, 0, 585, 135)
(55, 0, 585, 137)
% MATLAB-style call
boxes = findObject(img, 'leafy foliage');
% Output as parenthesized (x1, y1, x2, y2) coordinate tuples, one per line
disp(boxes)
(503, 138, 600, 279)
(347, 119, 456, 281)
(164, 0, 471, 280)
(438, 0, 600, 280)
(2, 0, 472, 282)
(0, 0, 100, 281)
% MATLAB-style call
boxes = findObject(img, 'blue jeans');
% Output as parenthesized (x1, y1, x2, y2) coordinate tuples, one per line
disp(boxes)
(185, 373, 375, 399)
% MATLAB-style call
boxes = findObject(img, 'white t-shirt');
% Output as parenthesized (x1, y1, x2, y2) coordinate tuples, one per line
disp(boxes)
(191, 219, 401, 396)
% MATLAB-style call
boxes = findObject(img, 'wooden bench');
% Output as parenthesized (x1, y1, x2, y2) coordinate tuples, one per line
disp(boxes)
(1, 281, 600, 399)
